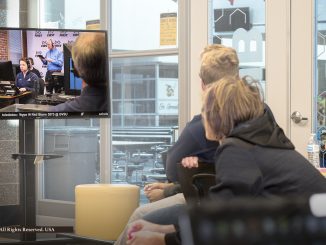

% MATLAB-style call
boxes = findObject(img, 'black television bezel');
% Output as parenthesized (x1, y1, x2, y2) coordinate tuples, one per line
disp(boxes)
(0, 27, 110, 120)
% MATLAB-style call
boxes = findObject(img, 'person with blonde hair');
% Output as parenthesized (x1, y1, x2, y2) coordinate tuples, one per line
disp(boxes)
(115, 44, 239, 245)
(201, 76, 326, 199)
(126, 76, 326, 245)
(50, 32, 107, 112)
(166, 43, 239, 181)
(199, 44, 239, 87)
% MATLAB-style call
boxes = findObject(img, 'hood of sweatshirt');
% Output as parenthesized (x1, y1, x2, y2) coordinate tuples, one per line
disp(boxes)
(228, 106, 294, 150)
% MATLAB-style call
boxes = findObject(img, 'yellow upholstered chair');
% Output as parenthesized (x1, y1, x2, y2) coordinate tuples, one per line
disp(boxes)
(75, 184, 140, 241)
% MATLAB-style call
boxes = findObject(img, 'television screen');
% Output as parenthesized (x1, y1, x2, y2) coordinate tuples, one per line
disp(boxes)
(63, 43, 83, 96)
(0, 27, 110, 119)
(69, 59, 83, 92)
(0, 61, 16, 82)
(70, 64, 83, 91)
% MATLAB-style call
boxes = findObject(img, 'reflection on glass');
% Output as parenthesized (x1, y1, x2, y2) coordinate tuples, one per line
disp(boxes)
(112, 56, 178, 204)
(36, 0, 102, 203)
(210, 0, 266, 98)
(316, 0, 326, 141)
(112, 56, 178, 128)
(40, 0, 100, 29)
(0, 0, 19, 27)
(42, 119, 100, 202)
(112, 0, 178, 51)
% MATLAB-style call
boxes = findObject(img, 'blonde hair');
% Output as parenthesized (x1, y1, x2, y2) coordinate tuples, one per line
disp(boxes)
(72, 32, 106, 87)
(199, 44, 239, 85)
(202, 77, 264, 140)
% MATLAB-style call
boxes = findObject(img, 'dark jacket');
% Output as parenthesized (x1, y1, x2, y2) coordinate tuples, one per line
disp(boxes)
(166, 114, 219, 182)
(30, 67, 41, 78)
(210, 107, 326, 199)
(49, 85, 108, 112)
(16, 71, 39, 93)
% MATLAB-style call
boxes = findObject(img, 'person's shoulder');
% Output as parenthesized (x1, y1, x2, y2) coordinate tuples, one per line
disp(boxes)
(186, 114, 202, 126)
(222, 137, 255, 149)
(215, 142, 251, 164)
(28, 71, 38, 79)
(34, 69, 41, 77)
(51, 99, 78, 112)
(191, 114, 202, 122)
(184, 114, 203, 131)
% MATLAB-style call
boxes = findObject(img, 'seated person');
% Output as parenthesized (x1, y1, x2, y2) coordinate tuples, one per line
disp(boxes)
(126, 76, 326, 245)
(114, 44, 236, 245)
(144, 43, 240, 202)
(49, 32, 107, 112)
(38, 39, 63, 94)
(130, 46, 240, 226)
(165, 44, 239, 182)
(15, 58, 39, 103)
(28, 57, 42, 78)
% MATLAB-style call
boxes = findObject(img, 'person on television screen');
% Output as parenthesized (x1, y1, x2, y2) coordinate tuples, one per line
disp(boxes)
(15, 58, 40, 103)
(49, 32, 107, 113)
(38, 39, 63, 94)
(28, 57, 41, 78)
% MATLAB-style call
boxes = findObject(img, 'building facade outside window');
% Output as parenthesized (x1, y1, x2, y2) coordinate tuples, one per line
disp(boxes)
(209, 0, 266, 96)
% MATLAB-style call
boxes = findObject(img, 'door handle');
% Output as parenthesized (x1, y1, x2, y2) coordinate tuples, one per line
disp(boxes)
(291, 111, 308, 124)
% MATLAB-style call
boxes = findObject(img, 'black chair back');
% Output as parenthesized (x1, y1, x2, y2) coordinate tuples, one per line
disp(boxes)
(38, 78, 45, 95)
(180, 196, 326, 245)
(177, 162, 215, 204)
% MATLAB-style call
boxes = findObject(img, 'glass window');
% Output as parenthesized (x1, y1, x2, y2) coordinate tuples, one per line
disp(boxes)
(316, 0, 326, 166)
(209, 0, 266, 96)
(40, 119, 100, 202)
(30, 0, 102, 205)
(0, 0, 179, 211)
(112, 56, 178, 128)
(0, 0, 19, 27)
(112, 0, 178, 51)
(111, 56, 178, 204)
(40, 0, 100, 29)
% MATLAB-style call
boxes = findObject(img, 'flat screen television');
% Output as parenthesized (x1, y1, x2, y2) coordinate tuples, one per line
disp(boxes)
(0, 27, 110, 120)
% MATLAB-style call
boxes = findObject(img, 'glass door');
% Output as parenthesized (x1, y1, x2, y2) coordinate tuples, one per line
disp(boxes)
(209, 0, 266, 94)
(206, 0, 320, 157)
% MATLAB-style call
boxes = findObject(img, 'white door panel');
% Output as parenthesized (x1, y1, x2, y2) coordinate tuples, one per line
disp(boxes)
(289, 0, 314, 155)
